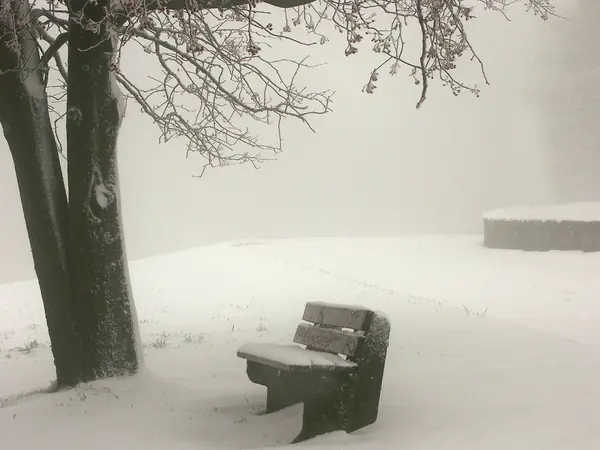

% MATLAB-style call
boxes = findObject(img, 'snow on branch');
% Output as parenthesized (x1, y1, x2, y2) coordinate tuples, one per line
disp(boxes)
(110, 2, 336, 172)
(1, 0, 557, 172)
(140, 0, 316, 13)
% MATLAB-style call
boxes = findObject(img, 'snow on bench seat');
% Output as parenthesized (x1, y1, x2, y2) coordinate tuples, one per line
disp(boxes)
(237, 343, 358, 372)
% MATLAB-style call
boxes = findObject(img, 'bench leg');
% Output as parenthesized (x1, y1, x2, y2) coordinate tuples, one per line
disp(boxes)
(246, 361, 301, 413)
(266, 382, 299, 413)
(292, 386, 346, 443)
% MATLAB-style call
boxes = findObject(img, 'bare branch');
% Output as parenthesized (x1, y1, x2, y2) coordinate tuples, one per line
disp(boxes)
(156, 0, 315, 10)
(414, 0, 427, 109)
(37, 29, 69, 83)
(41, 32, 68, 66)
(2, 0, 557, 174)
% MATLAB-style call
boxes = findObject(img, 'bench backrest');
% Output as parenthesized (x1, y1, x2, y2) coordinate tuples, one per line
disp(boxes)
(293, 302, 375, 359)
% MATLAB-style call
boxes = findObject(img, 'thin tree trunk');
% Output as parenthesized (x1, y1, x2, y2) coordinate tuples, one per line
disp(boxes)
(66, 4, 138, 381)
(0, 9, 79, 387)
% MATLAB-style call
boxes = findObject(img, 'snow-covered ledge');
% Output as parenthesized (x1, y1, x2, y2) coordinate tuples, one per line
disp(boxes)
(483, 203, 600, 252)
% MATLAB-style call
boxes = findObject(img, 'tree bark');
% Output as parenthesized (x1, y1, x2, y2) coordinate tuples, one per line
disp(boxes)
(66, 4, 139, 381)
(0, 10, 79, 387)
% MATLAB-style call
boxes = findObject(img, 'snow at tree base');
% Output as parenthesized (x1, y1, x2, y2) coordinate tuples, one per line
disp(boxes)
(2, 229, 600, 449)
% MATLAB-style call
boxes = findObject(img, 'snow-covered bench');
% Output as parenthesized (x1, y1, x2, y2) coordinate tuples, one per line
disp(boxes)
(237, 301, 391, 443)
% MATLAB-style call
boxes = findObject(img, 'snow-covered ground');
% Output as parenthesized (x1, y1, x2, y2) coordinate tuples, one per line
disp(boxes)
(1, 235, 600, 450)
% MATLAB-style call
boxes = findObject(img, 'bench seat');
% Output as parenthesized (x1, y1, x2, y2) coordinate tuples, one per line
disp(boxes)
(238, 343, 358, 372)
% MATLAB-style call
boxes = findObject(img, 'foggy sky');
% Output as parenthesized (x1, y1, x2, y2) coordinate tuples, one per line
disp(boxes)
(0, 1, 583, 283)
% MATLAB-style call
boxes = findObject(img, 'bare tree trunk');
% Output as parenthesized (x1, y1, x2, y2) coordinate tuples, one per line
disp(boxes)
(66, 4, 138, 381)
(0, 12, 79, 388)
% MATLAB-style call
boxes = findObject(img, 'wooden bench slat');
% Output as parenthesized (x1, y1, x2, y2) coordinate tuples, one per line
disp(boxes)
(302, 301, 373, 330)
(293, 323, 363, 356)
(237, 343, 358, 372)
